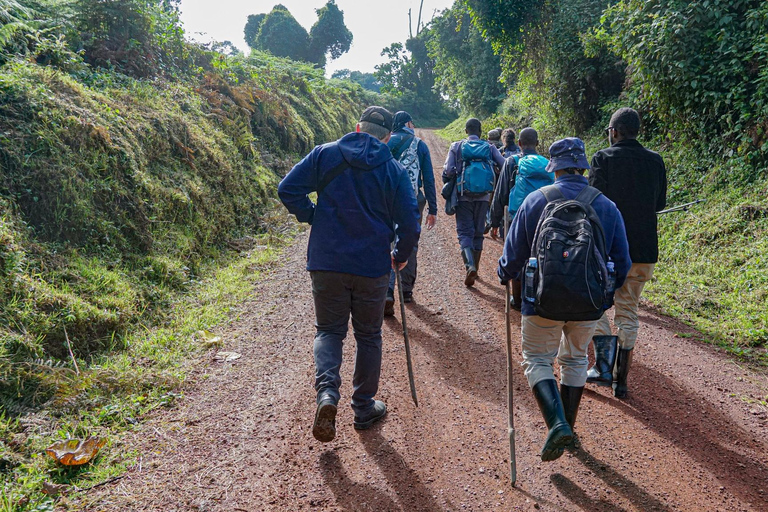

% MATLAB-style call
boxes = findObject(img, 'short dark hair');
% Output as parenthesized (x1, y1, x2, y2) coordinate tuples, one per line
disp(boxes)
(610, 107, 640, 139)
(518, 127, 538, 147)
(559, 167, 585, 175)
(501, 128, 516, 146)
(465, 118, 482, 135)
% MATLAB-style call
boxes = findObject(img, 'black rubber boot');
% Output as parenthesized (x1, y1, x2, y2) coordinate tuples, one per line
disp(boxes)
(472, 250, 482, 273)
(586, 336, 618, 386)
(532, 379, 573, 461)
(561, 384, 584, 450)
(510, 279, 522, 311)
(461, 248, 477, 287)
(613, 348, 633, 399)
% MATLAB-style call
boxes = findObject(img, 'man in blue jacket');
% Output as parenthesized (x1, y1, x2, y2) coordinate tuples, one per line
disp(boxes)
(444, 118, 506, 286)
(498, 138, 631, 462)
(278, 106, 420, 443)
(384, 111, 437, 316)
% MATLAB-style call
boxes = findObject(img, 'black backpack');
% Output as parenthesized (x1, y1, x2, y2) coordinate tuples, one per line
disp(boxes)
(528, 185, 610, 321)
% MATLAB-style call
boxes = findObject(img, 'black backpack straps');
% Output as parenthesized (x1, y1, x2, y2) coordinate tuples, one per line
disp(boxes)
(316, 154, 351, 195)
(539, 184, 564, 203)
(574, 185, 602, 205)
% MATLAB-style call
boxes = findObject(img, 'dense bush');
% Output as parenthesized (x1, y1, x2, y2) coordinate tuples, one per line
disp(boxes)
(595, 0, 768, 167)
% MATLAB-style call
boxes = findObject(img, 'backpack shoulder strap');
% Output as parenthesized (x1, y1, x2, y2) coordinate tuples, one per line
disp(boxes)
(574, 185, 602, 205)
(317, 152, 351, 195)
(539, 185, 564, 203)
(392, 134, 414, 160)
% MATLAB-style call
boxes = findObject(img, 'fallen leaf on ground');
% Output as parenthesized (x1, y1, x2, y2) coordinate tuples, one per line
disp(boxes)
(45, 437, 106, 466)
(195, 330, 223, 348)
(41, 481, 68, 496)
(214, 351, 242, 362)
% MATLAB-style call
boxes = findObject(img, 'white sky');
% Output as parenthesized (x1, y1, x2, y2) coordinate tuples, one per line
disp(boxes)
(178, 0, 455, 76)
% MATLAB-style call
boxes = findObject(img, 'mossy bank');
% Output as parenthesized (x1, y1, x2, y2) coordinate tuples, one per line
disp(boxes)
(0, 51, 370, 507)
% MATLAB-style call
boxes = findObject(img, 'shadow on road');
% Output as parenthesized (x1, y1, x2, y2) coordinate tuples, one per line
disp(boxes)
(359, 429, 446, 512)
(587, 361, 768, 509)
(320, 450, 400, 511)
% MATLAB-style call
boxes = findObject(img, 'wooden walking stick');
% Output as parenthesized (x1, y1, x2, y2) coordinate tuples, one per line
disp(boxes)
(396, 267, 419, 407)
(504, 209, 517, 486)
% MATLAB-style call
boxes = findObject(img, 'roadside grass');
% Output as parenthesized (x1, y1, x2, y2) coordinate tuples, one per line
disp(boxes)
(0, 224, 296, 509)
(435, 125, 768, 364)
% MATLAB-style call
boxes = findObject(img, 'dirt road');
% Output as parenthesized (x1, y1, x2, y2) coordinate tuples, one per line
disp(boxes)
(80, 130, 768, 511)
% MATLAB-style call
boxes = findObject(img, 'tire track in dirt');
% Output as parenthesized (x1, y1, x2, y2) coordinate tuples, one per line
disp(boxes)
(78, 130, 768, 511)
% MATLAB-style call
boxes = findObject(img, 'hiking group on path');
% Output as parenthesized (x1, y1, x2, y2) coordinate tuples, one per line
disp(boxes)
(278, 105, 667, 466)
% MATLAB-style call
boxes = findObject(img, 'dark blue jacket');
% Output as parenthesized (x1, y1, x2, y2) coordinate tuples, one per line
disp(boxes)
(497, 174, 632, 316)
(278, 132, 421, 278)
(388, 127, 437, 215)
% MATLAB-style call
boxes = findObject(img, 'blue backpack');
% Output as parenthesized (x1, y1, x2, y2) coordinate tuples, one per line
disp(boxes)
(508, 154, 553, 216)
(458, 140, 495, 195)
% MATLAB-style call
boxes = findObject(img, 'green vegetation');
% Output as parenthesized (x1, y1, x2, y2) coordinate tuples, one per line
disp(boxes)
(243, 1, 353, 69)
(0, 0, 370, 505)
(436, 0, 768, 361)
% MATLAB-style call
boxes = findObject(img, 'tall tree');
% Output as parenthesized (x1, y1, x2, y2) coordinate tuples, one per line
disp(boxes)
(243, 13, 265, 49)
(428, 3, 504, 116)
(252, 4, 310, 62)
(308, 0, 352, 67)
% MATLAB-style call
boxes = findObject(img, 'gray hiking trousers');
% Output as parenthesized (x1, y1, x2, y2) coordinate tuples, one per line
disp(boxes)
(311, 271, 389, 416)
(388, 197, 426, 295)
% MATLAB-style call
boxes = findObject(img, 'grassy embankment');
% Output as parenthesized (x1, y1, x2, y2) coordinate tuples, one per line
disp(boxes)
(440, 117, 768, 364)
(0, 51, 369, 507)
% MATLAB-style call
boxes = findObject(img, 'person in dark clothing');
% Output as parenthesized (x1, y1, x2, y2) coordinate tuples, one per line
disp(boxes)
(498, 137, 631, 462)
(500, 128, 521, 158)
(586, 107, 667, 399)
(490, 128, 551, 310)
(443, 118, 506, 287)
(278, 106, 421, 442)
(384, 111, 437, 315)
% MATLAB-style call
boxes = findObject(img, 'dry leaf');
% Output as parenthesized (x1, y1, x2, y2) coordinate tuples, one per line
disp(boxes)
(45, 437, 106, 466)
(195, 330, 223, 348)
(214, 351, 241, 362)
(41, 481, 68, 496)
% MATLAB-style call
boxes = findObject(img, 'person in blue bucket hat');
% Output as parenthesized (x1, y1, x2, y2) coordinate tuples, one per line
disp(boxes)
(498, 137, 631, 461)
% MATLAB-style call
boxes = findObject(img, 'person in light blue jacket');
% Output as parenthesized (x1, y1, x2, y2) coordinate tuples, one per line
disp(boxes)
(278, 106, 420, 443)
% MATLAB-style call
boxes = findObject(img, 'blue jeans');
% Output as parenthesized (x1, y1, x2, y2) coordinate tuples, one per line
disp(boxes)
(389, 198, 426, 295)
(455, 200, 489, 250)
(311, 271, 389, 416)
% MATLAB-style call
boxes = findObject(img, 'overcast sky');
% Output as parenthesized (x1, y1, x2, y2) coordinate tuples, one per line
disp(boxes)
(178, 0, 455, 76)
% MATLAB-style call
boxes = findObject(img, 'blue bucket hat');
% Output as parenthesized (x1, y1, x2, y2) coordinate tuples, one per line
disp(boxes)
(546, 137, 590, 173)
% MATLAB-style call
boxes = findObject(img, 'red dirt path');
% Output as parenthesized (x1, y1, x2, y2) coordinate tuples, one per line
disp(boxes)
(75, 130, 768, 511)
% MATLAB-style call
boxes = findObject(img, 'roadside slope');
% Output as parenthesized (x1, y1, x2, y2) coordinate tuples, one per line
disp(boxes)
(75, 130, 768, 512)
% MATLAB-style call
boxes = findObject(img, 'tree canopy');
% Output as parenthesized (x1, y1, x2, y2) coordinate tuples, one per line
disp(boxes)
(243, 1, 352, 68)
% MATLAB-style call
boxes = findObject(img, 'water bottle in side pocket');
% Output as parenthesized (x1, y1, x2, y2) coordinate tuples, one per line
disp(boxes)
(524, 257, 537, 303)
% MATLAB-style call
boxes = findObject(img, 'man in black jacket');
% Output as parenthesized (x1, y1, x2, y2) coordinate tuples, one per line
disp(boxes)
(587, 107, 667, 398)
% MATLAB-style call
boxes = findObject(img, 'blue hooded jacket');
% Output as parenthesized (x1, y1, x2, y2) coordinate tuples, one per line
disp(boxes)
(497, 174, 632, 316)
(278, 132, 421, 278)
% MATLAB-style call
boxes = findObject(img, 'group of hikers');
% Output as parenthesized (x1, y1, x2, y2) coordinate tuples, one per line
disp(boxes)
(278, 105, 667, 463)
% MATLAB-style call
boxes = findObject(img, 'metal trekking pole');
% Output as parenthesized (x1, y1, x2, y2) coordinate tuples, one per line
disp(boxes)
(503, 209, 517, 487)
(395, 267, 419, 407)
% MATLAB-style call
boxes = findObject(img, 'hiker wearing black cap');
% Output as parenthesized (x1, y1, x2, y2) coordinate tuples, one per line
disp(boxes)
(384, 111, 437, 316)
(586, 107, 667, 399)
(278, 106, 420, 443)
(490, 127, 553, 310)
(443, 118, 506, 286)
(498, 137, 631, 462)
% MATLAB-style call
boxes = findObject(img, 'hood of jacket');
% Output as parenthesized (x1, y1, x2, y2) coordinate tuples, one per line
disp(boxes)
(338, 132, 394, 171)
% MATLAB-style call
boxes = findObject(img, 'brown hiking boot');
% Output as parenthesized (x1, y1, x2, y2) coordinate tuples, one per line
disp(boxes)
(312, 394, 337, 443)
